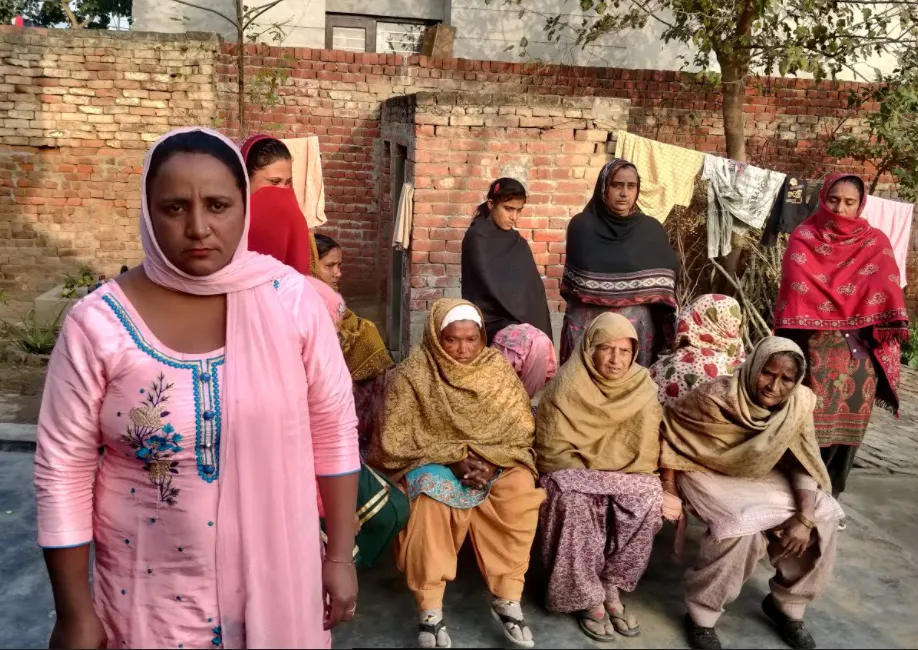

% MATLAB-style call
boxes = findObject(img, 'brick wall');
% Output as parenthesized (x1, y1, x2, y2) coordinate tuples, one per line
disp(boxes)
(0, 28, 219, 290)
(383, 92, 631, 344)
(0, 28, 914, 315)
(220, 43, 917, 308)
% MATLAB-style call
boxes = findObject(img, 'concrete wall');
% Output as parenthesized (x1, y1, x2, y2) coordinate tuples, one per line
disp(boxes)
(137, 0, 901, 78)
(327, 0, 445, 21)
(133, 0, 326, 49)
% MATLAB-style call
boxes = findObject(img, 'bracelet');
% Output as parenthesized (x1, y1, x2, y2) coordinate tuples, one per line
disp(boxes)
(324, 556, 356, 566)
(795, 513, 815, 529)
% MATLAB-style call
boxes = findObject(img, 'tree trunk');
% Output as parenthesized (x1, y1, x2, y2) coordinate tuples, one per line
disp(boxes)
(719, 58, 747, 164)
(236, 0, 245, 137)
(714, 54, 748, 294)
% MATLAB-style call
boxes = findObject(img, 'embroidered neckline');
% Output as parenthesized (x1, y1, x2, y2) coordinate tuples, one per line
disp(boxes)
(102, 293, 225, 483)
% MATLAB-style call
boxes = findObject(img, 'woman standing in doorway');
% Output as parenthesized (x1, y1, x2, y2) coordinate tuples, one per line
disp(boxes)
(462, 178, 557, 397)
(34, 128, 360, 648)
(561, 160, 679, 367)
(775, 173, 909, 503)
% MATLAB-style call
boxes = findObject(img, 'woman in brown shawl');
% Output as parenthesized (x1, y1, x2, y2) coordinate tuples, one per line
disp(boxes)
(536, 313, 678, 642)
(661, 336, 843, 650)
(368, 298, 544, 650)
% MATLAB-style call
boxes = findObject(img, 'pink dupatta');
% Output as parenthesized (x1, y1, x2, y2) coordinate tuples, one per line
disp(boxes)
(142, 127, 330, 648)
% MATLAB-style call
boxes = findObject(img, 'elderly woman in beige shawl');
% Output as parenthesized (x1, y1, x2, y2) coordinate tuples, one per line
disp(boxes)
(535, 313, 677, 642)
(661, 336, 843, 650)
(368, 298, 544, 650)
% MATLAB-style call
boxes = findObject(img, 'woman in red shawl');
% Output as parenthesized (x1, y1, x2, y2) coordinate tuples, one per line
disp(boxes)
(241, 134, 312, 275)
(775, 174, 909, 504)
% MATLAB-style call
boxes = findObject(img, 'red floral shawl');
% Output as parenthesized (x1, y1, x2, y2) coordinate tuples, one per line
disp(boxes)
(774, 173, 909, 413)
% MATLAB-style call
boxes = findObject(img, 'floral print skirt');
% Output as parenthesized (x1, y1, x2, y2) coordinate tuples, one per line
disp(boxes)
(806, 330, 876, 447)
(538, 469, 663, 613)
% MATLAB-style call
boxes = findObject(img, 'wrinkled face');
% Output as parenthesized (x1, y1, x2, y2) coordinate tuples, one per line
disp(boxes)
(440, 320, 484, 364)
(489, 197, 526, 231)
(316, 247, 343, 290)
(825, 180, 862, 218)
(249, 158, 293, 193)
(148, 152, 246, 277)
(604, 166, 639, 217)
(755, 354, 800, 409)
(592, 337, 634, 380)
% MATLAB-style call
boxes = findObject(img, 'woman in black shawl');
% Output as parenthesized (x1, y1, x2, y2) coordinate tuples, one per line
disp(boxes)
(561, 159, 679, 366)
(462, 178, 557, 397)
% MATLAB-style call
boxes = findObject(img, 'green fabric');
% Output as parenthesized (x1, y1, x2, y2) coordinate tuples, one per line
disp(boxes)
(321, 465, 410, 570)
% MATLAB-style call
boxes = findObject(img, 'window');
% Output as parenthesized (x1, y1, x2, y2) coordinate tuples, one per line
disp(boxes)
(325, 14, 433, 55)
(376, 22, 426, 55)
(325, 16, 375, 53)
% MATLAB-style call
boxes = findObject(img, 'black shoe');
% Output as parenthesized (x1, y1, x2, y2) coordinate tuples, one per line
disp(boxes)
(762, 594, 816, 649)
(685, 613, 722, 649)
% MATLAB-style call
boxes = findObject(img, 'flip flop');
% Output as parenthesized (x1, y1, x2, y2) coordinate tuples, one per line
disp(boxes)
(491, 599, 535, 648)
(606, 604, 641, 637)
(577, 608, 617, 642)
(418, 614, 451, 648)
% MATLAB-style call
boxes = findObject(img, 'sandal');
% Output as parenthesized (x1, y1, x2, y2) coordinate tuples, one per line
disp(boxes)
(577, 607, 617, 642)
(491, 598, 535, 648)
(418, 611, 451, 649)
(606, 603, 641, 637)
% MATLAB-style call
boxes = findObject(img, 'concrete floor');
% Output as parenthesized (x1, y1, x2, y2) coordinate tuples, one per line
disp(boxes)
(2, 450, 917, 649)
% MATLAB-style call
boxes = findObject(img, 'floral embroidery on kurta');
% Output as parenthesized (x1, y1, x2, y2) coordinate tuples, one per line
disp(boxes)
(122, 374, 183, 505)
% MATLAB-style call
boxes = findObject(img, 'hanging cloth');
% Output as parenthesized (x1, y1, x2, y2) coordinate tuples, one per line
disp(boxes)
(702, 156, 786, 258)
(281, 136, 327, 229)
(863, 195, 914, 287)
(614, 130, 705, 222)
(760, 176, 821, 247)
(392, 182, 414, 250)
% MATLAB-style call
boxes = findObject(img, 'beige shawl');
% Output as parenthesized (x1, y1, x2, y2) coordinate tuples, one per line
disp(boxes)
(660, 336, 831, 491)
(368, 299, 536, 481)
(536, 312, 663, 474)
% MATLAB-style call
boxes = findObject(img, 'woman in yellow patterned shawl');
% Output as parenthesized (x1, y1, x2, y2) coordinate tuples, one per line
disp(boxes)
(368, 298, 544, 650)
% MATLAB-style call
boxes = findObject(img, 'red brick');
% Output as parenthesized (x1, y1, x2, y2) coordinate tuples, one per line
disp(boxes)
(533, 230, 566, 242)
(533, 253, 561, 265)
(541, 129, 575, 141)
(429, 252, 462, 264)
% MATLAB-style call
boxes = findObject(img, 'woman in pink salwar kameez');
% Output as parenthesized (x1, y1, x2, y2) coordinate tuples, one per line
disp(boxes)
(34, 128, 361, 649)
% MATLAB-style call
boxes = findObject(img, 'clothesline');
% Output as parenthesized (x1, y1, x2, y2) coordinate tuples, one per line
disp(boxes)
(613, 131, 914, 287)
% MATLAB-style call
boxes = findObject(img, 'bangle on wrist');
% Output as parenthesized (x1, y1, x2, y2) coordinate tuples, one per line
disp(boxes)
(795, 513, 815, 529)
(324, 556, 355, 566)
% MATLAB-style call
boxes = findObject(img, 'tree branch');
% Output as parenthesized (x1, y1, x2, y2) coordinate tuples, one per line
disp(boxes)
(59, 0, 82, 27)
(711, 258, 771, 338)
(626, 0, 674, 30)
(172, 0, 238, 28)
(242, 0, 287, 31)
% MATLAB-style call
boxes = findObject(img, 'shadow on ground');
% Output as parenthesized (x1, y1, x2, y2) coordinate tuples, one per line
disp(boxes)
(2, 451, 916, 649)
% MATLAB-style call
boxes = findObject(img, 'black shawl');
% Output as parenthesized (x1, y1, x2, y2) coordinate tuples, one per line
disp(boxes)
(461, 214, 553, 343)
(562, 159, 679, 308)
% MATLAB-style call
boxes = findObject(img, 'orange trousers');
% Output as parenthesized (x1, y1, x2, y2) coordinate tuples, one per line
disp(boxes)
(396, 467, 545, 610)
